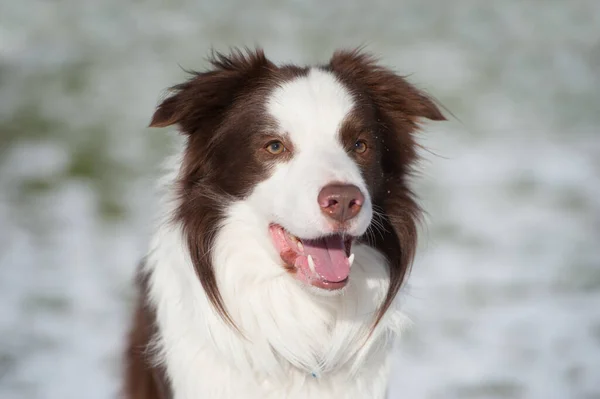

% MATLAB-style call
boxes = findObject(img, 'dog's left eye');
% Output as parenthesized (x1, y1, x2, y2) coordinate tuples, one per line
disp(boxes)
(353, 140, 368, 154)
(265, 140, 286, 155)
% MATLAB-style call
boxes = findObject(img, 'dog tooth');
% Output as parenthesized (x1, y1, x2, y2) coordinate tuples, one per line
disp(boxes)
(307, 255, 316, 274)
(348, 253, 355, 267)
(297, 241, 304, 252)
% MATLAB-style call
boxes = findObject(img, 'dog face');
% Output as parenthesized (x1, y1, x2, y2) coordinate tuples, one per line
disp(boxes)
(149, 49, 444, 327)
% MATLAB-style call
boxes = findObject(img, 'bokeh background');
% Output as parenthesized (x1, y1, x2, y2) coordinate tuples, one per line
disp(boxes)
(1, 1, 599, 398)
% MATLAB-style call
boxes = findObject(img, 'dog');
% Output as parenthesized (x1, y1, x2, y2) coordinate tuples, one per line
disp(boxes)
(123, 48, 444, 399)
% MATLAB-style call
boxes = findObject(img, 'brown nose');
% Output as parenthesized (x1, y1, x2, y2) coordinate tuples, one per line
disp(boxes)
(318, 184, 364, 223)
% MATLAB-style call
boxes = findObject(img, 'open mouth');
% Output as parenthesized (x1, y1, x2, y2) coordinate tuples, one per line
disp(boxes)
(269, 224, 354, 290)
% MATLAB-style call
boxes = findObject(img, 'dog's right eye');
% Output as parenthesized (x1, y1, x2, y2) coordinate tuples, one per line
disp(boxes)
(265, 140, 286, 155)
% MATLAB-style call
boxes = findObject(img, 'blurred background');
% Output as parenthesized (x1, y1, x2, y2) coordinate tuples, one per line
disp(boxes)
(1, 1, 599, 398)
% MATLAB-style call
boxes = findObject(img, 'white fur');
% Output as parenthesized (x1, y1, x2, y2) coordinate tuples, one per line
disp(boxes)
(264, 68, 373, 239)
(144, 69, 408, 399)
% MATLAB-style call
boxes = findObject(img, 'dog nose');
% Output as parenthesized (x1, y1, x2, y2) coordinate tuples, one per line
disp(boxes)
(318, 184, 364, 223)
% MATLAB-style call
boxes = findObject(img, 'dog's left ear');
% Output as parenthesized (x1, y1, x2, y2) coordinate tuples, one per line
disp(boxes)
(328, 49, 446, 123)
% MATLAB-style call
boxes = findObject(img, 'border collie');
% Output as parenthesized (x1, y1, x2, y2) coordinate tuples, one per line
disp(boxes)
(123, 48, 444, 399)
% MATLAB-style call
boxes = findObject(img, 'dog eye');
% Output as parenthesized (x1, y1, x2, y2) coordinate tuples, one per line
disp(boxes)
(265, 140, 286, 155)
(353, 140, 367, 154)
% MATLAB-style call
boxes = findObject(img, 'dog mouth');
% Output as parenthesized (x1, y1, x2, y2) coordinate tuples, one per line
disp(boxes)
(268, 224, 354, 290)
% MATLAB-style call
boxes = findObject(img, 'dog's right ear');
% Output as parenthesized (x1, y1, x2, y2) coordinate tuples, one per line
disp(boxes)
(149, 48, 274, 133)
(149, 93, 184, 128)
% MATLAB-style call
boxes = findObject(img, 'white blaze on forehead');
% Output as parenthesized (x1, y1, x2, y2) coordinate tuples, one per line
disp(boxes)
(254, 67, 372, 240)
(267, 68, 355, 145)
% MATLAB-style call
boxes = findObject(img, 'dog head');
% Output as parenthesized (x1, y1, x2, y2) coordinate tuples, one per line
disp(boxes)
(150, 48, 444, 329)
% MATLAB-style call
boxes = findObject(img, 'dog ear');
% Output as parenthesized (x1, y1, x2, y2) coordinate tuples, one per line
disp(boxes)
(328, 49, 445, 123)
(149, 48, 275, 132)
(149, 94, 183, 128)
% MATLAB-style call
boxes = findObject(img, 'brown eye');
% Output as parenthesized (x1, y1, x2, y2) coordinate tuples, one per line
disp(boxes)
(266, 140, 285, 155)
(353, 140, 368, 154)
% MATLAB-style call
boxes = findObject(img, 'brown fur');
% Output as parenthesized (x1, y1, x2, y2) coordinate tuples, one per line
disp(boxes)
(123, 267, 171, 399)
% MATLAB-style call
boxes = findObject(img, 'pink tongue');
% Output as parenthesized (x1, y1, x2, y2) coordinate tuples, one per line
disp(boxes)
(301, 236, 350, 282)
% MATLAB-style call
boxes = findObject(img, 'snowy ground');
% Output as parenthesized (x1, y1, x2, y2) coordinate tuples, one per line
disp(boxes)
(1, 1, 599, 398)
